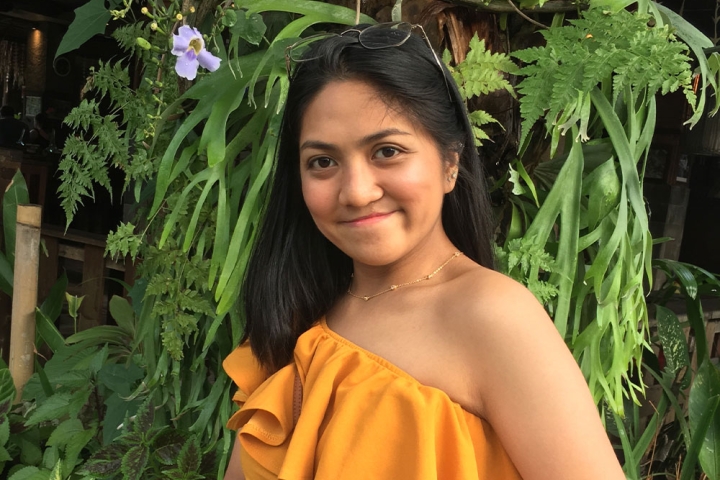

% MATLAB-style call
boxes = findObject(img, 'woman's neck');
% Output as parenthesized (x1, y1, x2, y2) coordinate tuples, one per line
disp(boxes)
(348, 234, 459, 297)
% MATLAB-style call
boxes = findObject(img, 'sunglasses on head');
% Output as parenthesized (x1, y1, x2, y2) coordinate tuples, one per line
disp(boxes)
(284, 22, 452, 101)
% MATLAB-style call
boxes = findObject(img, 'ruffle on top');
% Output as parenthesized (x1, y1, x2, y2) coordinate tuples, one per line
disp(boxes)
(223, 319, 522, 480)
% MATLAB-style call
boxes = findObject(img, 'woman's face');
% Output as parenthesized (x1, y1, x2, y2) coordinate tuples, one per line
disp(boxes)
(299, 80, 457, 267)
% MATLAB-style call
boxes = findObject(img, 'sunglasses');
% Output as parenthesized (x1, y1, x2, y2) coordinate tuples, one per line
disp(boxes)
(284, 22, 452, 100)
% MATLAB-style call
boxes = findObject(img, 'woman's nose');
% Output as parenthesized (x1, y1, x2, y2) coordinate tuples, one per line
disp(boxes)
(337, 162, 383, 207)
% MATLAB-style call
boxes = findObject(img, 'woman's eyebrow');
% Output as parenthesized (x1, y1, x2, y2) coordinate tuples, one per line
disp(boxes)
(300, 140, 337, 152)
(300, 128, 412, 151)
(358, 128, 412, 145)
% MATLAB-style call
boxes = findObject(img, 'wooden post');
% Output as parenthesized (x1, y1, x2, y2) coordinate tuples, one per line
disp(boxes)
(9, 205, 41, 403)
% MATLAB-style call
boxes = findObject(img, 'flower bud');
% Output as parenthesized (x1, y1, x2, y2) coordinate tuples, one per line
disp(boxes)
(150, 22, 158, 31)
(189, 6, 195, 12)
(136, 37, 152, 50)
(176, 13, 183, 21)
(141, 7, 148, 14)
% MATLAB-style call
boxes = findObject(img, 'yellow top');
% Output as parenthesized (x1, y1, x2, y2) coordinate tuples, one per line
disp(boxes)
(223, 318, 523, 480)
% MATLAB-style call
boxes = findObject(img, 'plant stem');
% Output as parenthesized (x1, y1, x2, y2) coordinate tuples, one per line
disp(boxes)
(506, 0, 549, 29)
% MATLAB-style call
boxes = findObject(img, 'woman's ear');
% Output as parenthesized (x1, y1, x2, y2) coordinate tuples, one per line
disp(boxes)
(444, 151, 460, 194)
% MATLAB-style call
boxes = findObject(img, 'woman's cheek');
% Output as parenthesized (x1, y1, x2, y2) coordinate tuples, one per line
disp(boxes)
(302, 178, 335, 221)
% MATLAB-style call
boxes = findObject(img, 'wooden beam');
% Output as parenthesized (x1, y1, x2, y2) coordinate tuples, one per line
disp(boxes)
(79, 245, 105, 331)
(454, 0, 585, 13)
(38, 235, 58, 301)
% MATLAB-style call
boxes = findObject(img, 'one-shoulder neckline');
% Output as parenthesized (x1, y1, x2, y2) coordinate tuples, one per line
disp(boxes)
(318, 317, 486, 421)
(319, 317, 420, 383)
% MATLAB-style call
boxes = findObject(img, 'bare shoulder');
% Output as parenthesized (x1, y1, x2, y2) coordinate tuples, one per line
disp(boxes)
(442, 264, 553, 339)
(441, 264, 568, 403)
(438, 263, 625, 480)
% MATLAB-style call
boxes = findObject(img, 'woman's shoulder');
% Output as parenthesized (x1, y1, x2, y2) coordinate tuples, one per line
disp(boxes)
(436, 263, 560, 406)
(441, 264, 562, 374)
(442, 263, 549, 332)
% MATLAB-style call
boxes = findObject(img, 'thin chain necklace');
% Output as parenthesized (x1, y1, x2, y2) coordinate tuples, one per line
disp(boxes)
(347, 252, 463, 301)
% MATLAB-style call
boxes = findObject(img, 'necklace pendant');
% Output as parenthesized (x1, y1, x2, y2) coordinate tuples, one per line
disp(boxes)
(390, 285, 397, 290)
(363, 296, 369, 301)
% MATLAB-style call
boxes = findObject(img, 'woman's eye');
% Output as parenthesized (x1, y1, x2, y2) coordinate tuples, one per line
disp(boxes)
(309, 157, 336, 169)
(373, 147, 400, 159)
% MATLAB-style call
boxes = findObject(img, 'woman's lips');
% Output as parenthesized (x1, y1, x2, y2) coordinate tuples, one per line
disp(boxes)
(343, 211, 395, 226)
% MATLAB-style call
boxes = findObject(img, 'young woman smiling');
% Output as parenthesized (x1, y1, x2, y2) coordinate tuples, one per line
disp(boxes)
(223, 23, 626, 480)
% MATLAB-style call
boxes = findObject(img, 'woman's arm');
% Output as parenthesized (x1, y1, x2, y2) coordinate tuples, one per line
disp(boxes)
(457, 271, 625, 480)
(224, 437, 245, 480)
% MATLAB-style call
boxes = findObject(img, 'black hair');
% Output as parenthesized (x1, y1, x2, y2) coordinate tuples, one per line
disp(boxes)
(0, 106, 14, 118)
(241, 25, 495, 372)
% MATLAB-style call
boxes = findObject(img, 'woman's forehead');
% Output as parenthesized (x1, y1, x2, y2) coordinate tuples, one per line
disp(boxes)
(298, 80, 423, 143)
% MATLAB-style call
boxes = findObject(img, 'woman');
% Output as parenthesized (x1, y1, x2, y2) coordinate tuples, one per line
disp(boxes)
(223, 23, 625, 480)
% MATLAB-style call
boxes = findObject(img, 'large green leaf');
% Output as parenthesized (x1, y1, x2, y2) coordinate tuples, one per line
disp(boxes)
(654, 3, 718, 123)
(121, 445, 149, 480)
(654, 258, 699, 299)
(216, 116, 280, 311)
(108, 295, 135, 336)
(39, 273, 67, 323)
(201, 82, 249, 167)
(24, 392, 72, 426)
(0, 368, 15, 405)
(149, 52, 266, 217)
(655, 305, 691, 376)
(582, 157, 621, 230)
(35, 309, 65, 355)
(522, 134, 583, 338)
(55, 0, 111, 59)
(688, 361, 720, 480)
(238, 0, 375, 24)
(0, 251, 12, 296)
(3, 169, 29, 268)
(65, 325, 130, 347)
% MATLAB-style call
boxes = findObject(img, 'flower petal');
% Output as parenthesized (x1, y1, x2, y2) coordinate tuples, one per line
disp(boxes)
(184, 49, 197, 61)
(178, 25, 196, 40)
(171, 34, 190, 56)
(175, 54, 199, 80)
(198, 49, 222, 72)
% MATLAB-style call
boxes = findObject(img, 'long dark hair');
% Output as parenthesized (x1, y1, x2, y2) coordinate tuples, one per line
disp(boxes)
(241, 25, 495, 372)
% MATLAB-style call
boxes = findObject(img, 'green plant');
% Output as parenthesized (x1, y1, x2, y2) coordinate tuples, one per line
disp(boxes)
(507, 5, 690, 416)
(611, 260, 720, 480)
(2, 276, 105, 479)
(4, 283, 222, 480)
(443, 33, 518, 145)
(0, 364, 15, 474)
(500, 2, 718, 478)
(0, 170, 29, 298)
(80, 399, 214, 480)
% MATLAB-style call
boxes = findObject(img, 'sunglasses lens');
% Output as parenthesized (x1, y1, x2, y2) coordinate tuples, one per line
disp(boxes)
(360, 22, 412, 49)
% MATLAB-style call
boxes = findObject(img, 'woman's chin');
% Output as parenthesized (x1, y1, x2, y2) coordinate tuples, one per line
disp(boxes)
(336, 244, 405, 268)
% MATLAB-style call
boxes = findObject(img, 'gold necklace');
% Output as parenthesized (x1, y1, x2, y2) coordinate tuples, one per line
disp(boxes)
(347, 252, 463, 301)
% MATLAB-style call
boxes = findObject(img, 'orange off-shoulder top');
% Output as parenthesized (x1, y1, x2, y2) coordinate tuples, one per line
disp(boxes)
(223, 318, 523, 480)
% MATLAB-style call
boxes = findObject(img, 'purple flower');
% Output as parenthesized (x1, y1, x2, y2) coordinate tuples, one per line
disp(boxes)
(171, 26, 221, 80)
